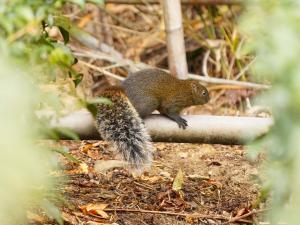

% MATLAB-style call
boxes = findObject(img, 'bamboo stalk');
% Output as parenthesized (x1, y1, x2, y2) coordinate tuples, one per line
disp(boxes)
(162, 0, 188, 79)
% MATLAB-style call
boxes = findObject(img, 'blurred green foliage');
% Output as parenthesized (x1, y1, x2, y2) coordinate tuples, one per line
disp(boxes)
(0, 0, 103, 224)
(1, 0, 79, 83)
(241, 0, 300, 223)
(0, 52, 59, 224)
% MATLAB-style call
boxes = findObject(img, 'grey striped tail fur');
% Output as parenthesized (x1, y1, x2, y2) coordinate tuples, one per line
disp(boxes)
(96, 86, 153, 172)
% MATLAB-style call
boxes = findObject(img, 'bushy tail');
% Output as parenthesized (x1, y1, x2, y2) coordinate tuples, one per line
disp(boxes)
(96, 86, 153, 172)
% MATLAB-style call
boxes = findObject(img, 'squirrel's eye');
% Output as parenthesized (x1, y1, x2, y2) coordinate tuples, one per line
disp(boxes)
(202, 90, 206, 96)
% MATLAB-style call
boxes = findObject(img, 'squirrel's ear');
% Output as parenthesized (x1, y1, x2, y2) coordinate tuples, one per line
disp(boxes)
(191, 82, 199, 93)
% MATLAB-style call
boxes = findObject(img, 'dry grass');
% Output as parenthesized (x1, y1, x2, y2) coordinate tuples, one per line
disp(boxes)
(60, 3, 261, 115)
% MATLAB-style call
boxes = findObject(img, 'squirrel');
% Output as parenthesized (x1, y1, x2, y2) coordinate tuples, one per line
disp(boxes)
(96, 68, 209, 171)
(121, 68, 210, 129)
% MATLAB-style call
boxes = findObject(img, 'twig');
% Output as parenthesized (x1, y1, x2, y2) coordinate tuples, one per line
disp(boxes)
(103, 208, 254, 223)
(258, 222, 287, 225)
(221, 209, 268, 225)
(72, 48, 148, 72)
(73, 48, 270, 90)
(202, 50, 211, 77)
(70, 27, 123, 59)
(104, 0, 242, 5)
(100, 63, 128, 70)
(65, 14, 151, 37)
(208, 84, 252, 90)
(133, 181, 155, 190)
(190, 74, 270, 90)
(78, 60, 125, 81)
(234, 58, 256, 81)
(104, 208, 226, 219)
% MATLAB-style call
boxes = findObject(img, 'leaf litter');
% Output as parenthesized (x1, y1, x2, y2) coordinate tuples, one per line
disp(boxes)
(37, 140, 264, 225)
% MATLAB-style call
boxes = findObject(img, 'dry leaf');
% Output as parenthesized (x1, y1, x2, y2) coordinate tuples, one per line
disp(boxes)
(87, 148, 100, 160)
(178, 152, 188, 158)
(81, 143, 93, 154)
(94, 160, 125, 173)
(172, 169, 184, 192)
(61, 212, 77, 224)
(80, 203, 109, 219)
(206, 179, 223, 188)
(79, 162, 89, 174)
(236, 207, 249, 217)
(185, 214, 198, 224)
(187, 174, 210, 180)
(140, 174, 161, 183)
(26, 211, 45, 223)
(159, 171, 172, 180)
(86, 222, 105, 225)
(87, 222, 119, 225)
(92, 142, 101, 147)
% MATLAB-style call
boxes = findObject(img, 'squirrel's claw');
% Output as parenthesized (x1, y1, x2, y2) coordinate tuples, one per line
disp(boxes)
(175, 117, 188, 129)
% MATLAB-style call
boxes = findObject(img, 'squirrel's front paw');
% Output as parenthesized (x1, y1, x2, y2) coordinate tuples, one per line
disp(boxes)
(175, 117, 188, 129)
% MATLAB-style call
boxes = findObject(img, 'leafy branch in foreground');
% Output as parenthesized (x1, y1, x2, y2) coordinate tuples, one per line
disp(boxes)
(0, 0, 104, 224)
(242, 0, 300, 223)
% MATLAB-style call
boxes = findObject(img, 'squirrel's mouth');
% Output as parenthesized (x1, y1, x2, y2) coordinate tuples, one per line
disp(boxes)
(206, 94, 210, 102)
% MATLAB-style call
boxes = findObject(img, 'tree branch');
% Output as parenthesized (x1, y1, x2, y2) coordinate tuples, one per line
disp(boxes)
(51, 110, 273, 144)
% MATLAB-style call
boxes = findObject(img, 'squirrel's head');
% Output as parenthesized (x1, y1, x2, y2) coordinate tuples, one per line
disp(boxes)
(190, 81, 210, 105)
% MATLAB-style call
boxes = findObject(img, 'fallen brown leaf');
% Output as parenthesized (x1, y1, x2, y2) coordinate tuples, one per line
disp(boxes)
(140, 174, 162, 183)
(26, 211, 45, 223)
(81, 143, 93, 154)
(80, 203, 109, 219)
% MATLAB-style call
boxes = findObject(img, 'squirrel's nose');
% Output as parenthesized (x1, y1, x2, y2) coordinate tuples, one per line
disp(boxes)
(206, 93, 210, 102)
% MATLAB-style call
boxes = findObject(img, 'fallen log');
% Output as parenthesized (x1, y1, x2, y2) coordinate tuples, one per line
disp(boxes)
(52, 110, 273, 145)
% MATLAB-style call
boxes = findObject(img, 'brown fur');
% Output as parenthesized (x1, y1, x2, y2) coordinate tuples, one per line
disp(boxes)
(121, 69, 209, 129)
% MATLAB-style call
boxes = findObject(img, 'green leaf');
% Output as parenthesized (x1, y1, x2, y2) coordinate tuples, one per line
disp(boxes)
(172, 168, 184, 192)
(53, 127, 80, 140)
(86, 97, 112, 117)
(42, 128, 60, 140)
(47, 14, 54, 27)
(68, 70, 83, 87)
(88, 0, 104, 4)
(48, 46, 74, 67)
(87, 97, 112, 105)
(54, 15, 71, 31)
(86, 103, 98, 117)
(73, 73, 83, 87)
(73, 57, 78, 64)
(15, 5, 34, 22)
(52, 147, 81, 164)
(68, 0, 85, 7)
(58, 26, 69, 44)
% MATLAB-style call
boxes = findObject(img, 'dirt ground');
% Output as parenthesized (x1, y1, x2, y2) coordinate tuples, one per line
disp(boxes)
(46, 140, 264, 225)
